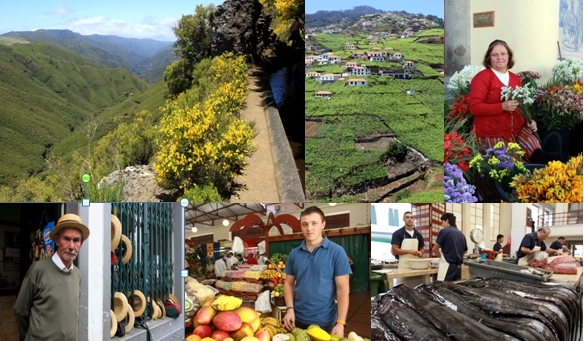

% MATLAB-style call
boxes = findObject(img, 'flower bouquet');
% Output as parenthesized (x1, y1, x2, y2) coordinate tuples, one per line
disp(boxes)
(517, 71, 541, 89)
(470, 141, 530, 181)
(447, 65, 484, 95)
(533, 85, 583, 130)
(445, 94, 473, 136)
(444, 131, 473, 172)
(444, 163, 478, 203)
(511, 154, 583, 203)
(500, 85, 537, 124)
(552, 58, 583, 84)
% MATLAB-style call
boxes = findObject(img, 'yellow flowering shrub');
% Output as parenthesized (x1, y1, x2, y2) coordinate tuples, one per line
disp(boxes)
(511, 154, 583, 203)
(154, 53, 256, 197)
(565, 83, 583, 96)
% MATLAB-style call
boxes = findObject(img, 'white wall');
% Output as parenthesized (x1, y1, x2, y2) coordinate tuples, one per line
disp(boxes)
(470, 0, 561, 81)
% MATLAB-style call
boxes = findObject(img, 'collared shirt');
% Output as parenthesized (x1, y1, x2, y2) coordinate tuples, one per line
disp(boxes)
(435, 226, 468, 265)
(516, 232, 547, 259)
(391, 226, 425, 259)
(493, 242, 502, 252)
(285, 236, 352, 327)
(52, 253, 73, 272)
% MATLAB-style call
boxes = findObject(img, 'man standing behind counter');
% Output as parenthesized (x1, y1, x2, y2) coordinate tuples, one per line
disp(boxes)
(391, 211, 425, 259)
(433, 213, 467, 282)
(549, 236, 571, 255)
(516, 226, 562, 265)
(283, 206, 352, 337)
(13, 214, 90, 341)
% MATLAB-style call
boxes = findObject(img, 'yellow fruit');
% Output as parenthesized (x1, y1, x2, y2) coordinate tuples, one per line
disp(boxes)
(307, 327, 331, 341)
(273, 292, 280, 297)
(186, 335, 201, 341)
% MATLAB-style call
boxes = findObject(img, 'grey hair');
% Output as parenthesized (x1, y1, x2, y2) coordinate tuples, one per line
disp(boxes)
(537, 226, 551, 234)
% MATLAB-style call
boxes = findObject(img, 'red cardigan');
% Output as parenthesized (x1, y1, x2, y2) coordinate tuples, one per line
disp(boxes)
(469, 68, 525, 138)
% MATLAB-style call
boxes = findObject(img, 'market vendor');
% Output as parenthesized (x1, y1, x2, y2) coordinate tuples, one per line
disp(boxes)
(226, 251, 237, 269)
(283, 206, 351, 337)
(391, 211, 425, 261)
(549, 237, 571, 255)
(246, 252, 258, 265)
(14, 213, 90, 341)
(432, 213, 467, 281)
(215, 255, 227, 279)
(493, 234, 504, 253)
(516, 226, 562, 266)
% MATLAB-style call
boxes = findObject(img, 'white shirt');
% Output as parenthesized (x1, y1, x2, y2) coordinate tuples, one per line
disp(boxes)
(491, 68, 509, 86)
(52, 253, 73, 272)
(226, 256, 237, 269)
(405, 229, 414, 238)
(214, 259, 227, 277)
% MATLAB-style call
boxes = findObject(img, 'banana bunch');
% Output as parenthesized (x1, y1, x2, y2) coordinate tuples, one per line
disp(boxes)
(210, 295, 242, 311)
(260, 317, 288, 337)
(260, 270, 281, 279)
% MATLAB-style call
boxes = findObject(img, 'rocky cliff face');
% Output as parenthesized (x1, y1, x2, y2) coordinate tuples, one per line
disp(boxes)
(210, 0, 278, 60)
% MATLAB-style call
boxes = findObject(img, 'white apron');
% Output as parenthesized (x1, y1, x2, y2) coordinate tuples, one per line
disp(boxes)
(518, 246, 541, 266)
(396, 238, 420, 287)
(437, 251, 449, 281)
(495, 251, 503, 262)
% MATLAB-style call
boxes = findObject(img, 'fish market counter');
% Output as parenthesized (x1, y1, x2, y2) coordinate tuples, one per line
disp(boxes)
(375, 268, 438, 286)
(549, 267, 583, 289)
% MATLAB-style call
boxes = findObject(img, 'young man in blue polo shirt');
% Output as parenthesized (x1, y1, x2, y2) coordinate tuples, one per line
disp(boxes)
(391, 211, 425, 259)
(283, 206, 352, 337)
(432, 213, 467, 281)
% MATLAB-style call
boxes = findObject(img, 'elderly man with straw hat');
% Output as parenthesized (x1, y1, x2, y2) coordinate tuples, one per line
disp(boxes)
(13, 213, 90, 341)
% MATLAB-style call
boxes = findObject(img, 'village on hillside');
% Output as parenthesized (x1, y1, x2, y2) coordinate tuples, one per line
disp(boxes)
(304, 9, 445, 203)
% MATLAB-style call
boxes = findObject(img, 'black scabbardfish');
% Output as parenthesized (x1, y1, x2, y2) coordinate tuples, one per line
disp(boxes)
(416, 283, 547, 341)
(371, 313, 402, 341)
(377, 297, 449, 340)
(390, 284, 520, 341)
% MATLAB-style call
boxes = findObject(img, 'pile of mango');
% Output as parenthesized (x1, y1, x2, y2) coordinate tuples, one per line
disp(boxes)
(270, 325, 369, 341)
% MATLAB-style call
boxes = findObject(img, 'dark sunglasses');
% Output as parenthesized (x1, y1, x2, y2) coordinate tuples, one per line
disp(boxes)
(489, 39, 507, 47)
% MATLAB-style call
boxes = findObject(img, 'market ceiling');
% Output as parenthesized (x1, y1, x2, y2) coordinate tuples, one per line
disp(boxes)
(184, 203, 305, 228)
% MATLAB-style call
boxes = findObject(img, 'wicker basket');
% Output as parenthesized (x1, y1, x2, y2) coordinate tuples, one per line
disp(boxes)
(273, 296, 286, 307)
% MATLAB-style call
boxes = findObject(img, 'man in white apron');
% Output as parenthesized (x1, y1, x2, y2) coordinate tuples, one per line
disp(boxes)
(391, 211, 425, 286)
(516, 226, 561, 266)
(432, 213, 467, 282)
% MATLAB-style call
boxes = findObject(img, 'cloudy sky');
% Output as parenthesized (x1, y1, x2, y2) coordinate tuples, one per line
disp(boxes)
(0, 0, 225, 41)
(306, 0, 443, 18)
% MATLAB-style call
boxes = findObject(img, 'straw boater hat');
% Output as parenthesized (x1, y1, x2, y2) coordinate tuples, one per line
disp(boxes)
(49, 214, 90, 241)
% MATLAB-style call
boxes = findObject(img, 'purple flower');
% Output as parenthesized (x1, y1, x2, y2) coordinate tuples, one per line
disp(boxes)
(444, 163, 478, 203)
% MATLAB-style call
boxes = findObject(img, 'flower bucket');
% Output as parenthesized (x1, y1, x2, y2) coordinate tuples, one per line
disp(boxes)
(495, 164, 546, 202)
(540, 126, 572, 162)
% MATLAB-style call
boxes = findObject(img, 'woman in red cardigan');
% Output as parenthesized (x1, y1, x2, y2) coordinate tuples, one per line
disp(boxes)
(469, 40, 545, 163)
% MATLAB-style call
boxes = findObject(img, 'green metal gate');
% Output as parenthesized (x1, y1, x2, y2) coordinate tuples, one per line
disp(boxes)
(111, 203, 174, 319)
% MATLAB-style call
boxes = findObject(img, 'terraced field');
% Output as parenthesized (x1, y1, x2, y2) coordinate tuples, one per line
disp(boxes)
(305, 30, 444, 202)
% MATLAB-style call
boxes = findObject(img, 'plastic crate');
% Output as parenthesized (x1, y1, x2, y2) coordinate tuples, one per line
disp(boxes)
(465, 259, 553, 283)
(371, 272, 389, 297)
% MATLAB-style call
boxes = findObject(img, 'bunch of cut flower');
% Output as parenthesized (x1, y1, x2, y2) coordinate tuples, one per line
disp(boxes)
(444, 163, 477, 203)
(444, 131, 473, 173)
(469, 141, 530, 182)
(500, 85, 537, 124)
(447, 65, 484, 95)
(445, 94, 472, 136)
(533, 85, 583, 130)
(511, 154, 583, 203)
(552, 58, 583, 84)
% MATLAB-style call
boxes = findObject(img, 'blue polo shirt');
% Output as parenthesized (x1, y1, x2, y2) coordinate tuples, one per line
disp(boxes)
(549, 240, 563, 250)
(284, 237, 352, 327)
(391, 226, 425, 259)
(493, 242, 502, 252)
(435, 226, 467, 265)
(516, 232, 547, 259)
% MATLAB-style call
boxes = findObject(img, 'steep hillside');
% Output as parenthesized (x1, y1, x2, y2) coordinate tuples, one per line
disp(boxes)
(306, 6, 384, 27)
(0, 41, 151, 185)
(1, 30, 174, 79)
(134, 47, 176, 82)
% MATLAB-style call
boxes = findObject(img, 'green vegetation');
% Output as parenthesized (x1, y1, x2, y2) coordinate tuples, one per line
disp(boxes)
(0, 42, 150, 186)
(397, 189, 444, 203)
(305, 28, 444, 200)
